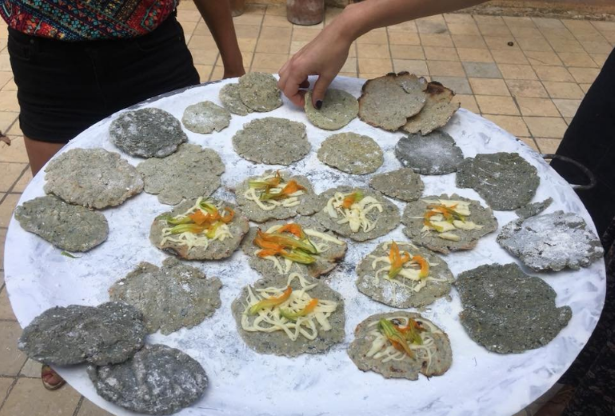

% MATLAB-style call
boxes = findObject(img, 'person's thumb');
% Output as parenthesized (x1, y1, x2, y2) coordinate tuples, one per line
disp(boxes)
(311, 73, 334, 110)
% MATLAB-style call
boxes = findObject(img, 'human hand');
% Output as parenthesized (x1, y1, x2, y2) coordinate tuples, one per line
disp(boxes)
(223, 64, 246, 79)
(278, 25, 354, 108)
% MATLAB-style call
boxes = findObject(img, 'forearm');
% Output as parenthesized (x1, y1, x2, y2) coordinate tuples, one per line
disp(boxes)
(336, 0, 488, 42)
(192, 0, 244, 74)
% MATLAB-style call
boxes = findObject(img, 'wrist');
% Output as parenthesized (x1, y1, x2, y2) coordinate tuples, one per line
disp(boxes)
(335, 2, 371, 44)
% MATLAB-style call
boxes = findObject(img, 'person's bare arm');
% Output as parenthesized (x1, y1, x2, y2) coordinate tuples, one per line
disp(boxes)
(193, 0, 245, 78)
(278, 0, 486, 108)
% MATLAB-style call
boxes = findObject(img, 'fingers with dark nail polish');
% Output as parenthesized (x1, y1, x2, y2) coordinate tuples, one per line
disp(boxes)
(315, 100, 323, 110)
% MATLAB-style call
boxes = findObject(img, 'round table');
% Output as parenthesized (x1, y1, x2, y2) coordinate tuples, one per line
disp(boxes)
(4, 76, 606, 416)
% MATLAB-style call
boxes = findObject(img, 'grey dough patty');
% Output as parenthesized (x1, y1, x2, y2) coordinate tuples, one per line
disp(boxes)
(233, 117, 310, 165)
(348, 312, 453, 380)
(241, 216, 347, 279)
(150, 198, 249, 260)
(238, 72, 282, 112)
(455, 263, 572, 354)
(18, 302, 146, 366)
(137, 143, 225, 205)
(234, 170, 320, 222)
(456, 152, 540, 211)
(497, 210, 604, 272)
(318, 132, 384, 175)
(369, 168, 424, 202)
(109, 108, 187, 158)
(109, 257, 222, 335)
(314, 186, 400, 242)
(305, 89, 358, 130)
(219, 83, 253, 116)
(15, 195, 108, 252)
(402, 81, 459, 135)
(44, 148, 143, 209)
(515, 197, 553, 220)
(358, 72, 428, 131)
(356, 241, 454, 308)
(395, 131, 464, 175)
(231, 274, 345, 357)
(182, 101, 231, 134)
(402, 194, 498, 254)
(88, 344, 208, 415)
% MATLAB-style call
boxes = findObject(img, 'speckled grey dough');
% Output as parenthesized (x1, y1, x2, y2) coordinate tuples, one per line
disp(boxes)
(231, 274, 345, 357)
(395, 131, 464, 175)
(44, 148, 143, 209)
(455, 263, 572, 354)
(137, 143, 225, 205)
(348, 312, 453, 380)
(219, 83, 253, 116)
(497, 211, 604, 272)
(235, 171, 320, 222)
(232, 117, 310, 165)
(88, 344, 208, 415)
(515, 197, 553, 220)
(241, 216, 347, 279)
(358, 72, 428, 131)
(318, 132, 384, 175)
(150, 198, 249, 260)
(182, 101, 231, 134)
(402, 81, 460, 135)
(356, 242, 454, 308)
(238, 72, 282, 112)
(18, 302, 146, 366)
(109, 257, 222, 335)
(14, 195, 108, 252)
(314, 186, 401, 242)
(369, 168, 424, 202)
(401, 194, 498, 254)
(456, 152, 540, 210)
(109, 108, 187, 158)
(305, 89, 358, 130)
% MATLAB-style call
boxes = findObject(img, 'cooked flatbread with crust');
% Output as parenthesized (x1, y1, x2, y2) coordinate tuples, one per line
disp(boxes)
(231, 273, 345, 357)
(402, 194, 498, 254)
(402, 81, 459, 135)
(348, 312, 452, 380)
(150, 197, 249, 260)
(356, 241, 454, 308)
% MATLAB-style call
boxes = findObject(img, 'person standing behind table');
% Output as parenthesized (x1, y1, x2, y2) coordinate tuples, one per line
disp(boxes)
(2, 0, 245, 176)
(278, 1, 615, 415)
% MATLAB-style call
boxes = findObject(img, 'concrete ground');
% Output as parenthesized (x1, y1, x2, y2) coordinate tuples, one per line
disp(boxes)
(0, 2, 613, 415)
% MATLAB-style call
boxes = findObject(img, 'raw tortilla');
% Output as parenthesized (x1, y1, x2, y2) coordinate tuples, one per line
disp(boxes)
(234, 171, 320, 222)
(44, 148, 143, 209)
(395, 131, 464, 175)
(15, 195, 109, 252)
(348, 312, 453, 380)
(305, 89, 358, 130)
(182, 101, 231, 134)
(231, 274, 345, 357)
(241, 216, 347, 279)
(109, 108, 187, 158)
(314, 186, 401, 242)
(109, 257, 222, 335)
(150, 198, 249, 260)
(356, 241, 454, 308)
(137, 143, 225, 205)
(219, 83, 253, 116)
(369, 168, 424, 202)
(238, 72, 282, 112)
(455, 263, 572, 354)
(233, 117, 310, 165)
(317, 132, 384, 175)
(401, 194, 498, 254)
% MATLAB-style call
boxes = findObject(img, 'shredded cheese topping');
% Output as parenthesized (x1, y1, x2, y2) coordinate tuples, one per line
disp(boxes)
(417, 199, 483, 241)
(244, 173, 305, 211)
(366, 316, 442, 370)
(370, 241, 447, 292)
(241, 273, 338, 341)
(325, 191, 383, 233)
(160, 197, 232, 251)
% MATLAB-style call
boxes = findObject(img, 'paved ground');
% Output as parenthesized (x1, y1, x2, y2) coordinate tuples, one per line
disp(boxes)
(0, 2, 613, 415)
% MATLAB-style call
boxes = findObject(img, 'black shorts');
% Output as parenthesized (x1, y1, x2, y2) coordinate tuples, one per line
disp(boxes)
(8, 13, 200, 144)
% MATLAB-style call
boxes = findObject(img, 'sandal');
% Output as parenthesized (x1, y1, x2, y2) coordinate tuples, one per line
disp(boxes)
(41, 364, 66, 391)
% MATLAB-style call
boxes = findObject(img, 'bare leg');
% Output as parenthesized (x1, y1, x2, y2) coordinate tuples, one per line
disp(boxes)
(24, 136, 65, 176)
